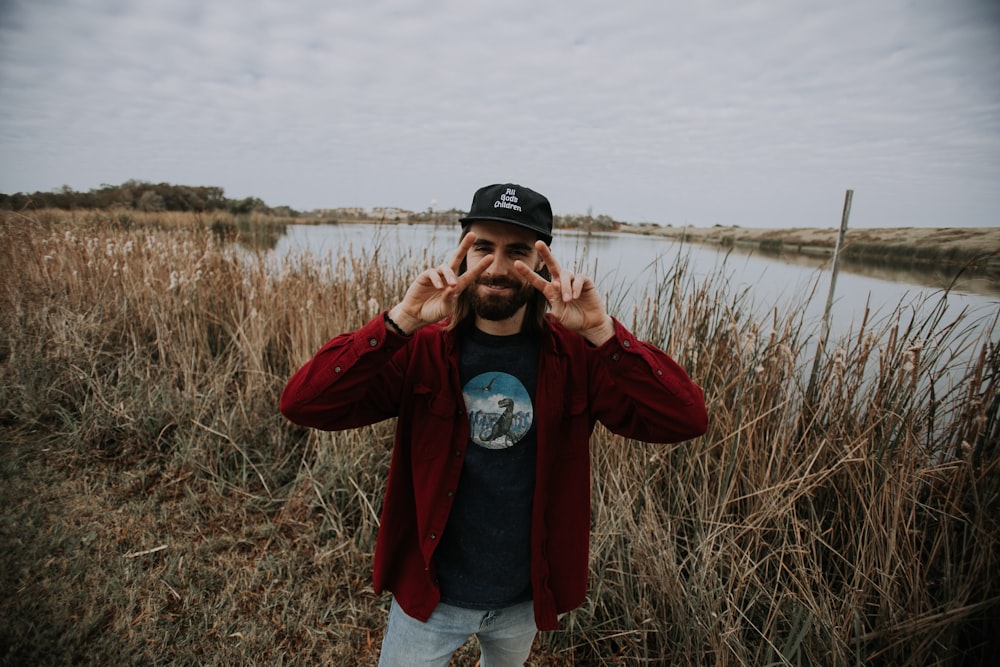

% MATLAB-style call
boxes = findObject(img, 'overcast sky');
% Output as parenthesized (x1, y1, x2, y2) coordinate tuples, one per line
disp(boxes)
(1, 0, 998, 228)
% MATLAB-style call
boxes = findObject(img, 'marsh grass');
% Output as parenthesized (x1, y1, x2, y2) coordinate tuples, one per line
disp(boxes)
(1, 210, 997, 666)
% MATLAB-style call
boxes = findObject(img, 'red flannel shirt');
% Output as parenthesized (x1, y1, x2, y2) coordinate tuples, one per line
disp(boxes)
(280, 312, 707, 631)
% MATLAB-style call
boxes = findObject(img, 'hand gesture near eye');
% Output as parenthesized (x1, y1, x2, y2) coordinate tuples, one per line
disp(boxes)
(514, 241, 614, 345)
(386, 233, 493, 335)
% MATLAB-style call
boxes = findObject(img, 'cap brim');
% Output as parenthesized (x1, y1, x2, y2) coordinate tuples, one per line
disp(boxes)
(457, 215, 553, 243)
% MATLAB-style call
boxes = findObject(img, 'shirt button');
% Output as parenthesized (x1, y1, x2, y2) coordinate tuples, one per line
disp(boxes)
(429, 533, 437, 540)
(454, 450, 462, 457)
(446, 490, 454, 497)
(334, 366, 342, 373)
(623, 340, 631, 348)
(368, 338, 378, 347)
(657, 369, 663, 376)
(611, 353, 620, 361)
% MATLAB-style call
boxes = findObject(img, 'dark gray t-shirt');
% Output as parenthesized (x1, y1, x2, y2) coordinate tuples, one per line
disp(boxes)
(435, 326, 539, 609)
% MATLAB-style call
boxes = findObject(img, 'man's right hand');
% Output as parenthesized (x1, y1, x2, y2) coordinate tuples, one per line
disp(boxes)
(386, 232, 493, 335)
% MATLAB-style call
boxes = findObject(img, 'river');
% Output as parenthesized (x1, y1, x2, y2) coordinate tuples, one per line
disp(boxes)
(271, 222, 999, 346)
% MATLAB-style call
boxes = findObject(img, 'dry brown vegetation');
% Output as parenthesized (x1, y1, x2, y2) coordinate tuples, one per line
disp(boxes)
(644, 224, 1000, 277)
(1, 209, 998, 666)
(648, 224, 1000, 253)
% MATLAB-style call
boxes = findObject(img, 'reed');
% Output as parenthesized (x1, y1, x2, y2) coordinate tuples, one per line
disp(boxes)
(1, 210, 996, 666)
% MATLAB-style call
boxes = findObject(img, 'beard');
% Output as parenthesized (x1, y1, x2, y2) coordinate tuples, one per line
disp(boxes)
(469, 276, 535, 321)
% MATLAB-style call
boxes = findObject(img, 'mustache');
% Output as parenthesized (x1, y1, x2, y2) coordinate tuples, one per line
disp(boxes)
(476, 276, 523, 289)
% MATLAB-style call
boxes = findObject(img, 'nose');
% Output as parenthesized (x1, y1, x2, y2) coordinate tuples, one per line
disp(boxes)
(484, 252, 513, 277)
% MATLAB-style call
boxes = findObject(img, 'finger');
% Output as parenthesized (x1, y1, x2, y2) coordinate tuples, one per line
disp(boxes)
(423, 267, 445, 290)
(456, 253, 494, 290)
(449, 232, 477, 273)
(535, 241, 561, 278)
(513, 260, 551, 293)
(572, 273, 587, 300)
(562, 272, 576, 301)
(439, 264, 459, 287)
(535, 242, 573, 301)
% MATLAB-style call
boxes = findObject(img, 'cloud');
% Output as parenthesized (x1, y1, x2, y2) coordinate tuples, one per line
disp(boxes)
(1, 0, 998, 226)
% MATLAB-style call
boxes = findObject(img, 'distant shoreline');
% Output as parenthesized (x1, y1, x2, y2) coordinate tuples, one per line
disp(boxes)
(616, 224, 1000, 276)
(321, 216, 1000, 276)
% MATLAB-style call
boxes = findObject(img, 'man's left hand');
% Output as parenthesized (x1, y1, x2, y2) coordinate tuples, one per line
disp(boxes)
(514, 241, 615, 346)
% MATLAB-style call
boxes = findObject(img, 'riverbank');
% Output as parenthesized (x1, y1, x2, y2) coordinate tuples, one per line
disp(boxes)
(317, 213, 1000, 276)
(621, 223, 1000, 274)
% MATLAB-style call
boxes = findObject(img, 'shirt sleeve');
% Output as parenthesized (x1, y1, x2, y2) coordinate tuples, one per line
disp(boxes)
(588, 317, 708, 443)
(279, 312, 411, 431)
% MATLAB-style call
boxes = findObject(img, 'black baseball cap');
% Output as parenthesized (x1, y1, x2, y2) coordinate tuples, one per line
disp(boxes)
(459, 183, 553, 245)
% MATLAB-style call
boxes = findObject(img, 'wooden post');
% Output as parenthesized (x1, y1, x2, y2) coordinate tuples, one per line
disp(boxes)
(806, 189, 853, 405)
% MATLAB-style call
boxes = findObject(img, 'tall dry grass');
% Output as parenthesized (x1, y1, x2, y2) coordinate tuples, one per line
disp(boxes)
(1, 209, 997, 666)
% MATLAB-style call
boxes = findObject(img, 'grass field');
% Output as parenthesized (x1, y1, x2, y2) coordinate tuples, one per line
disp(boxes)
(1, 209, 998, 665)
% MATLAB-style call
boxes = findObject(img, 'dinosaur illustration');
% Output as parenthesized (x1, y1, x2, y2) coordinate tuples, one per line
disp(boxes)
(480, 397, 516, 447)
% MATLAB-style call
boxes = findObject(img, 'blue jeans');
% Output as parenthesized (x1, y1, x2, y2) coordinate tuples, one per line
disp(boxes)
(377, 597, 537, 667)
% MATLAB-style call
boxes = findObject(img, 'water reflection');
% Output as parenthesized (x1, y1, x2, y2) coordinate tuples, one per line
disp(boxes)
(835, 256, 1000, 297)
(212, 216, 288, 251)
(729, 242, 1000, 297)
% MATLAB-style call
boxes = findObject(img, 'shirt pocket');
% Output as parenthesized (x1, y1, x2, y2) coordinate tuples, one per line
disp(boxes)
(557, 390, 591, 460)
(411, 384, 458, 460)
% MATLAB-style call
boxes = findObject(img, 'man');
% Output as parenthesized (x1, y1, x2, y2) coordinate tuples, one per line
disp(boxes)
(280, 183, 708, 666)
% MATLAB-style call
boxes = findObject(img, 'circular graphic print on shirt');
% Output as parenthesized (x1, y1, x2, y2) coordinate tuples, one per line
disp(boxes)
(462, 372, 534, 449)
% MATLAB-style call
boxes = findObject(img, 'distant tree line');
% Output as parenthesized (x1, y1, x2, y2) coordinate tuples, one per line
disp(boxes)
(0, 180, 298, 217)
(408, 209, 623, 231)
(1, 180, 633, 229)
(556, 212, 620, 232)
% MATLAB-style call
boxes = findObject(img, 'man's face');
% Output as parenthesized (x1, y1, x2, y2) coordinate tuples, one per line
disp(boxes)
(465, 220, 542, 322)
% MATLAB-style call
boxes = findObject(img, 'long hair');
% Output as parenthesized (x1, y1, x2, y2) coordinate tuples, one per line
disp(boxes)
(446, 226, 551, 336)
